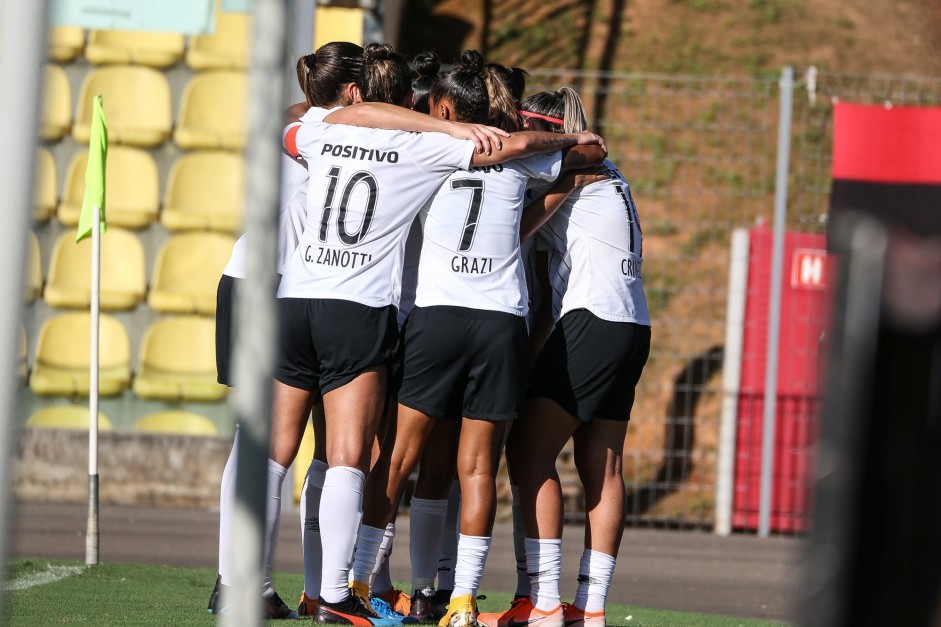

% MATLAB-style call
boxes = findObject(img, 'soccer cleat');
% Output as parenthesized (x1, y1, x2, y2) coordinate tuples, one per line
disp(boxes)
(265, 591, 301, 619)
(430, 589, 452, 622)
(403, 587, 440, 624)
(299, 591, 320, 616)
(438, 593, 478, 627)
(371, 595, 406, 621)
(207, 575, 221, 614)
(477, 597, 562, 627)
(313, 593, 402, 626)
(378, 587, 413, 616)
(560, 603, 604, 627)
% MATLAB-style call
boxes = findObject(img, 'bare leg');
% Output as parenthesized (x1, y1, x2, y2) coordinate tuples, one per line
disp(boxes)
(507, 398, 580, 539)
(572, 418, 628, 556)
(456, 417, 508, 538)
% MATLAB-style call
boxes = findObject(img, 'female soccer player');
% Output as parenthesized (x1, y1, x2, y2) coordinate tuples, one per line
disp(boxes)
(341, 52, 606, 627)
(478, 87, 651, 627)
(208, 40, 364, 621)
(278, 44, 604, 626)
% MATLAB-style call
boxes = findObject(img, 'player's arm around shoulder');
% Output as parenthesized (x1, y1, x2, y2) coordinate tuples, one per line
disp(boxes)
(472, 130, 607, 167)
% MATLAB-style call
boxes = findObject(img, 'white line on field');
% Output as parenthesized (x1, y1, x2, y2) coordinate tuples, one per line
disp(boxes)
(2, 564, 84, 591)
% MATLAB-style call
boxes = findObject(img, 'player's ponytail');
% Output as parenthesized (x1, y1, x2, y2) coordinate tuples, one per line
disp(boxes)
(358, 42, 412, 106)
(296, 41, 364, 108)
(482, 64, 522, 132)
(558, 86, 588, 133)
(429, 49, 489, 124)
(411, 51, 440, 114)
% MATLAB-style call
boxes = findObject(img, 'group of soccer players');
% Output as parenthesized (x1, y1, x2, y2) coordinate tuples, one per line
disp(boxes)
(209, 40, 650, 627)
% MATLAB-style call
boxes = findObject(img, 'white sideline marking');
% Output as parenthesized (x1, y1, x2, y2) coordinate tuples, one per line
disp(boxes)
(2, 564, 84, 591)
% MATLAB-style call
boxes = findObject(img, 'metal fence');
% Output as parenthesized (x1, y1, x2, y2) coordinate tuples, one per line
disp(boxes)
(518, 68, 941, 532)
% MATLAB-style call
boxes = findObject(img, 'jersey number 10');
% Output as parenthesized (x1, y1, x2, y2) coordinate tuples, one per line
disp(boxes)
(318, 166, 378, 245)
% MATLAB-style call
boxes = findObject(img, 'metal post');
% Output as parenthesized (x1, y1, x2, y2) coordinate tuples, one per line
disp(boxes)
(86, 207, 101, 566)
(758, 66, 794, 537)
(715, 228, 750, 536)
(219, 0, 291, 624)
(0, 0, 49, 609)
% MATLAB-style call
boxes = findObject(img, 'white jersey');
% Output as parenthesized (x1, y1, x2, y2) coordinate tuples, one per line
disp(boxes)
(414, 154, 561, 316)
(537, 160, 650, 325)
(222, 106, 339, 278)
(278, 121, 475, 307)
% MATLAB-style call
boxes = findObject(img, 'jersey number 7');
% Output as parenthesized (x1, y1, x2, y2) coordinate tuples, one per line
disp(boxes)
(451, 178, 484, 253)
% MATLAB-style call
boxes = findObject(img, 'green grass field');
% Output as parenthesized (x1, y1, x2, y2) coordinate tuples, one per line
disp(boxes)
(2, 559, 786, 626)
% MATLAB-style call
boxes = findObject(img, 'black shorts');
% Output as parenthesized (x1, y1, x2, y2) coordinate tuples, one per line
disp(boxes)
(397, 305, 527, 422)
(528, 309, 650, 423)
(274, 298, 399, 395)
(215, 274, 240, 386)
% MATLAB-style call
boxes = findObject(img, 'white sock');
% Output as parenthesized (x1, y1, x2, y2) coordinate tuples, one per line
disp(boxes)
(526, 538, 562, 611)
(437, 480, 461, 591)
(217, 428, 239, 586)
(351, 524, 386, 587)
(301, 459, 327, 598)
(511, 485, 529, 597)
(372, 523, 395, 594)
(262, 459, 288, 598)
(573, 549, 616, 613)
(409, 497, 448, 592)
(319, 466, 366, 604)
(452, 534, 491, 599)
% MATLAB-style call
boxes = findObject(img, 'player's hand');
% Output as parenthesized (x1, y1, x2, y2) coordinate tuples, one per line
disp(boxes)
(573, 131, 607, 153)
(572, 167, 610, 188)
(448, 122, 509, 155)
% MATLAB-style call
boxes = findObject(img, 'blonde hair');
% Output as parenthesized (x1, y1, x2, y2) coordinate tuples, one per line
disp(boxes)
(482, 65, 522, 132)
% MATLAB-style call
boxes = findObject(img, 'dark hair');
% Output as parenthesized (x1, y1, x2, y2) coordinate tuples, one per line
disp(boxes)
(519, 86, 587, 133)
(482, 63, 524, 132)
(411, 51, 440, 114)
(296, 41, 364, 107)
(429, 50, 490, 124)
(485, 63, 528, 103)
(358, 43, 412, 106)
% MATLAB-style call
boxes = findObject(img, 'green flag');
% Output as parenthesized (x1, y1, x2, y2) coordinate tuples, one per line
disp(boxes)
(76, 94, 107, 243)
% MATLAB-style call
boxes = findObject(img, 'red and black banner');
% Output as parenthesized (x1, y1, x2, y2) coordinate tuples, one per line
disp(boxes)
(830, 103, 941, 244)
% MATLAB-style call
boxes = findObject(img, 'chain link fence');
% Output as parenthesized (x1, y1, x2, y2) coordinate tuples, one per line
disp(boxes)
(517, 68, 941, 531)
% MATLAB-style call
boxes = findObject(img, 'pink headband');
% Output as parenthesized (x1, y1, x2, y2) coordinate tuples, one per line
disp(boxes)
(520, 110, 565, 125)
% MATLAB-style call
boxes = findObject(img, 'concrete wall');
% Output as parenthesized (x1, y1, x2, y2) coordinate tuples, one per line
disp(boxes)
(14, 427, 231, 508)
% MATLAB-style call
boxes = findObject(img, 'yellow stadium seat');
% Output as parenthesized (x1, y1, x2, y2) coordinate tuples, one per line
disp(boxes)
(186, 10, 251, 70)
(59, 147, 159, 229)
(73, 66, 172, 147)
(133, 410, 219, 436)
(41, 64, 71, 142)
(29, 312, 131, 397)
(47, 26, 85, 63)
(44, 227, 146, 311)
(162, 151, 245, 233)
(174, 71, 247, 150)
(28, 406, 113, 431)
(25, 231, 42, 304)
(148, 232, 235, 315)
(133, 316, 227, 402)
(33, 147, 57, 222)
(85, 29, 185, 68)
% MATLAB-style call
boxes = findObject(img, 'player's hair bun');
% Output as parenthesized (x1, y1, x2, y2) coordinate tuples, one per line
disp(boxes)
(302, 53, 316, 70)
(459, 49, 484, 76)
(413, 51, 440, 78)
(364, 42, 395, 62)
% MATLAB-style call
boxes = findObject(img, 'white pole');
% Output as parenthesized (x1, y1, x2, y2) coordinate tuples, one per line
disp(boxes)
(0, 0, 49, 611)
(758, 67, 794, 537)
(220, 0, 290, 623)
(715, 228, 750, 536)
(86, 207, 101, 566)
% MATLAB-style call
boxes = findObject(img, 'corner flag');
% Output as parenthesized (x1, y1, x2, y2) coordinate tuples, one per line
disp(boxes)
(76, 95, 107, 243)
